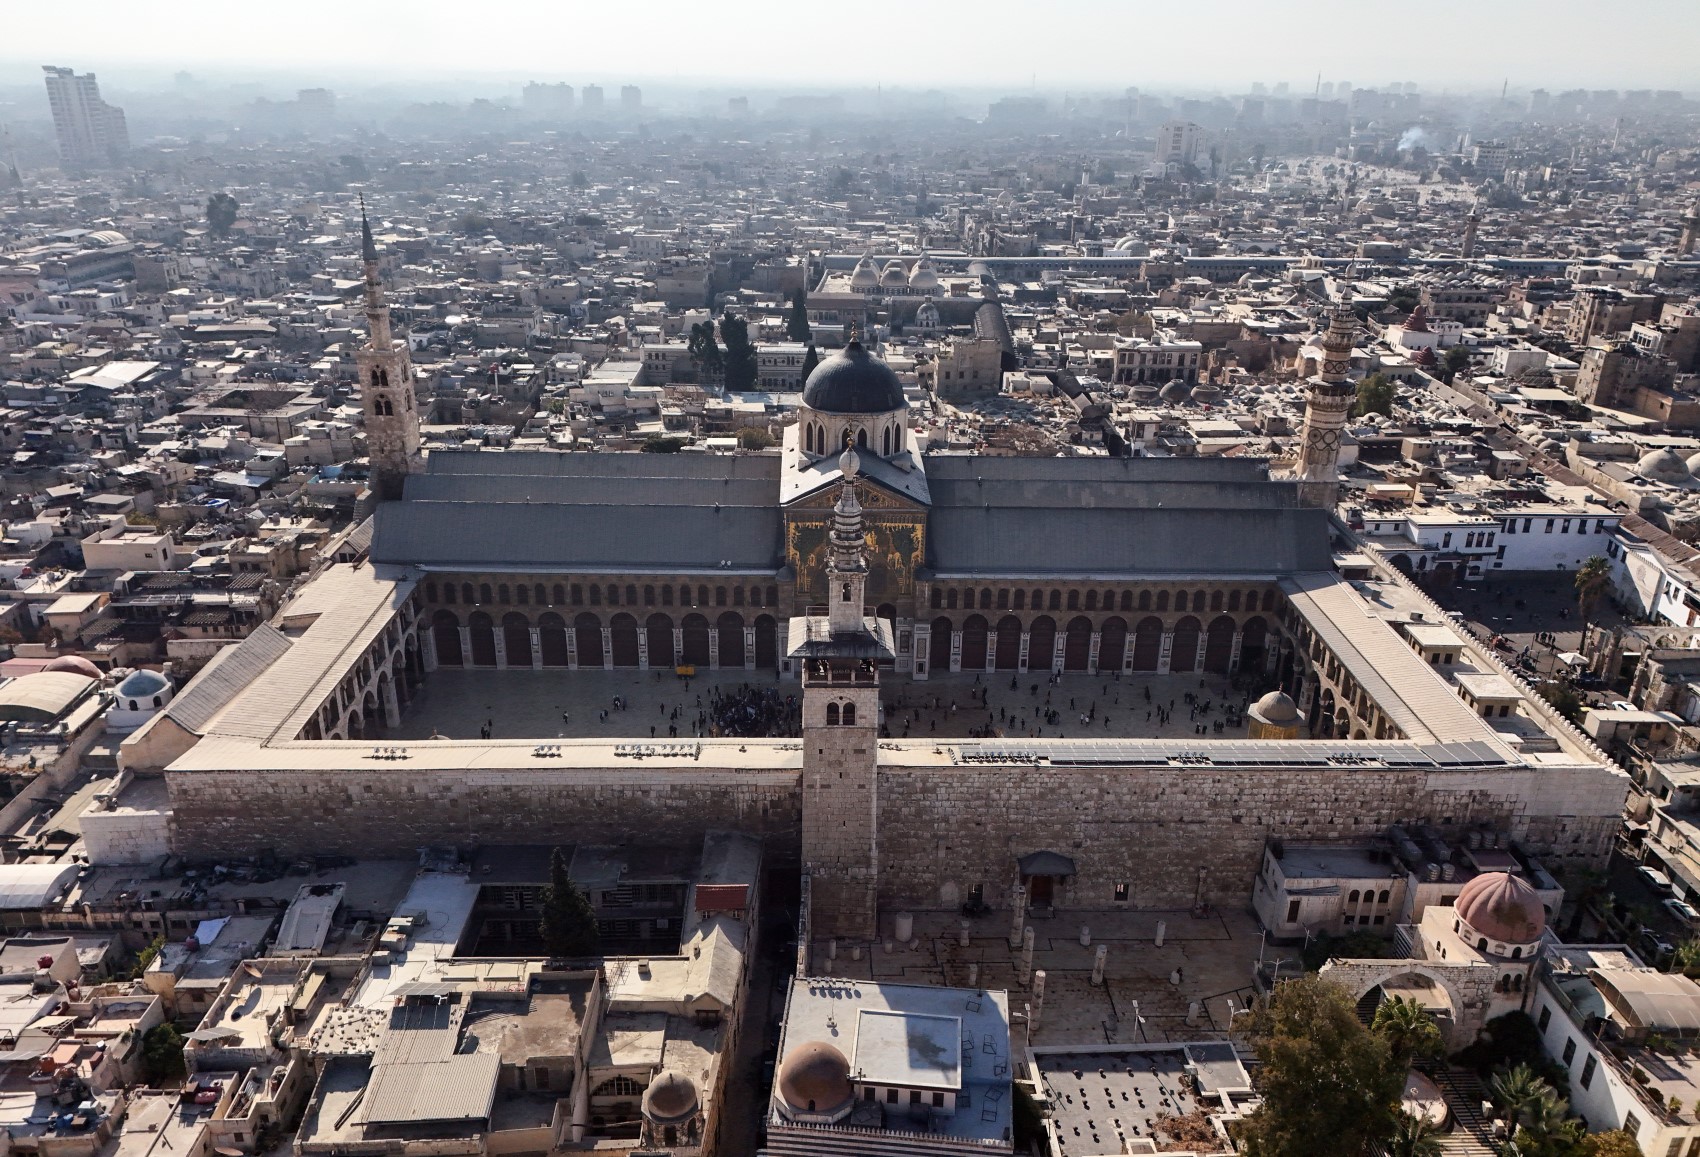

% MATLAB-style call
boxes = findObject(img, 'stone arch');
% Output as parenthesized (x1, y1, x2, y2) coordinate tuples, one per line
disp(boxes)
(1131, 616, 1163, 671)
(538, 612, 568, 666)
(503, 611, 532, 667)
(610, 613, 641, 667)
(1240, 615, 1269, 672)
(681, 613, 711, 666)
(647, 614, 675, 668)
(1170, 616, 1202, 673)
(1028, 615, 1057, 672)
(1063, 616, 1092, 671)
(468, 611, 497, 667)
(1099, 616, 1128, 671)
(961, 614, 989, 670)
(1328, 962, 1465, 1032)
(574, 612, 603, 667)
(717, 612, 745, 667)
(754, 614, 778, 669)
(929, 616, 953, 673)
(1204, 615, 1236, 673)
(994, 615, 1022, 669)
(432, 610, 463, 667)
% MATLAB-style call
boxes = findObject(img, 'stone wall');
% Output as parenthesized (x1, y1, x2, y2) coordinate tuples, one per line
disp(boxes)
(166, 768, 802, 860)
(872, 762, 1627, 912)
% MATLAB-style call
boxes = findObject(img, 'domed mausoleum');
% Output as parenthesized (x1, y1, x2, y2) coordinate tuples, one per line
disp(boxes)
(1452, 870, 1546, 958)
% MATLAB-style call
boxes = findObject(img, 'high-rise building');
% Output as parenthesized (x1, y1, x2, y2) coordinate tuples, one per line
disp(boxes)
(621, 85, 642, 111)
(581, 84, 605, 112)
(522, 82, 574, 118)
(297, 88, 336, 122)
(41, 66, 129, 168)
(1155, 121, 1201, 167)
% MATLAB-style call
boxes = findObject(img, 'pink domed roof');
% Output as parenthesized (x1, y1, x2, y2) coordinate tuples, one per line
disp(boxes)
(41, 656, 102, 679)
(1455, 870, 1545, 945)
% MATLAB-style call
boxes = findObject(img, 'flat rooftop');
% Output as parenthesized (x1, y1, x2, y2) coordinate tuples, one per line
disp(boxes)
(1035, 1045, 1243, 1157)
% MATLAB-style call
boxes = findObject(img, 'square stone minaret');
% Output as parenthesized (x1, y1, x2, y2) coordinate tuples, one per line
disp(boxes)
(356, 200, 422, 502)
(789, 445, 892, 941)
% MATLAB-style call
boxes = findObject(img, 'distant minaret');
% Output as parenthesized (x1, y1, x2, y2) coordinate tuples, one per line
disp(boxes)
(1462, 200, 1481, 259)
(792, 442, 891, 941)
(1295, 306, 1358, 508)
(355, 198, 422, 501)
(1680, 201, 1700, 258)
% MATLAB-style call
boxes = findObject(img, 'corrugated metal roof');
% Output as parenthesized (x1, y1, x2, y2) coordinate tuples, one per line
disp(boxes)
(0, 672, 96, 722)
(0, 863, 78, 909)
(164, 624, 292, 735)
(359, 1054, 500, 1126)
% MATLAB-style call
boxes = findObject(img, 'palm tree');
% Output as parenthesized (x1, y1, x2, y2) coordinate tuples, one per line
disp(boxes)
(1381, 1112, 1444, 1157)
(1514, 1091, 1584, 1156)
(1490, 1064, 1553, 1136)
(1575, 555, 1611, 639)
(1373, 996, 1444, 1066)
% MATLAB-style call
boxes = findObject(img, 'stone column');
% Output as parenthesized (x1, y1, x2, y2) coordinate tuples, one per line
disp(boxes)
(1018, 631, 1031, 673)
(530, 628, 543, 671)
(984, 636, 997, 675)
(637, 631, 649, 670)
(601, 627, 614, 671)
(1193, 633, 1208, 671)
(1008, 884, 1027, 949)
(949, 630, 963, 673)
(1051, 633, 1065, 674)
(913, 626, 930, 680)
(1265, 639, 1281, 674)
(1157, 631, 1174, 675)
(1228, 630, 1243, 673)
(744, 626, 757, 670)
(380, 677, 401, 728)
(1092, 944, 1108, 986)
(1019, 926, 1036, 985)
(707, 630, 720, 669)
(1031, 970, 1047, 1032)
(422, 629, 439, 671)
(492, 630, 508, 669)
(672, 628, 684, 666)
(1088, 631, 1101, 674)
(566, 630, 579, 670)
(458, 627, 473, 667)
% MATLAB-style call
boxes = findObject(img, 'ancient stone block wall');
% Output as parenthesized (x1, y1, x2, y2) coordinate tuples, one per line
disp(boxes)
(871, 763, 1628, 913)
(166, 768, 802, 859)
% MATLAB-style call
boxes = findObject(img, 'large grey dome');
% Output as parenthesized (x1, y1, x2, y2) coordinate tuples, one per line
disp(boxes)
(802, 340, 906, 414)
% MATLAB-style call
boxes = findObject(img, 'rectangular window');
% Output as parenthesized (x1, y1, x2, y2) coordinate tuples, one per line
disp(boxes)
(1562, 1038, 1577, 1065)
(1562, 520, 1572, 534)
(1287, 899, 1301, 923)
(1580, 1054, 1597, 1089)
(1624, 1112, 1640, 1139)
(887, 1088, 898, 1104)
(1546, 519, 1555, 533)
(910, 1090, 922, 1105)
(1114, 884, 1130, 903)
(932, 1091, 945, 1107)
(1667, 1140, 1683, 1157)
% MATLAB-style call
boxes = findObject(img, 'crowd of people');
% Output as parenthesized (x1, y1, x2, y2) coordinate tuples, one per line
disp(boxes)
(706, 684, 800, 738)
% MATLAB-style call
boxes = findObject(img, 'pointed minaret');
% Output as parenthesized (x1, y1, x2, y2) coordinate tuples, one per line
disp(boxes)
(790, 440, 891, 941)
(354, 196, 421, 500)
(1295, 306, 1358, 508)
(1680, 201, 1700, 259)
(1462, 199, 1481, 259)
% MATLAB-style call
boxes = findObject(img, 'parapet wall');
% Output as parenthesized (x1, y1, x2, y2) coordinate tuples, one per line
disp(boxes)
(166, 767, 803, 859)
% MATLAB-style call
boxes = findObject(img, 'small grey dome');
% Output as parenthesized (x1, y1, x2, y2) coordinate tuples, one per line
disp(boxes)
(642, 1070, 698, 1123)
(1251, 690, 1299, 724)
(1638, 447, 1691, 484)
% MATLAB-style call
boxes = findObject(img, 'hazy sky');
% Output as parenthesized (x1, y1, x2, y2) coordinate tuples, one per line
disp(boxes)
(7, 0, 1695, 92)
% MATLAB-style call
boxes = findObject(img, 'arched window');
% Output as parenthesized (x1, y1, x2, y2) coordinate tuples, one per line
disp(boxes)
(826, 703, 840, 725)
(1067, 590, 1080, 610)
(1138, 590, 1151, 610)
(1378, 890, 1390, 904)
(498, 584, 510, 604)
(1262, 590, 1277, 612)
(569, 584, 582, 603)
(153, 695, 162, 708)
(1085, 590, 1098, 611)
(997, 588, 1009, 609)
(841, 582, 852, 602)
(426, 582, 439, 602)
(625, 584, 637, 605)
(462, 583, 475, 604)
(1121, 591, 1133, 611)
(734, 586, 745, 606)
(1348, 890, 1360, 903)
(589, 585, 601, 605)
(661, 585, 673, 606)
(444, 584, 457, 605)
(980, 588, 992, 610)
(882, 426, 891, 456)
(698, 585, 709, 606)
(1477, 938, 1488, 953)
(856, 427, 868, 449)
(766, 585, 778, 607)
(605, 584, 618, 605)
(1175, 591, 1188, 612)
(1211, 590, 1224, 612)
(1013, 590, 1026, 610)
(534, 583, 546, 605)
(1156, 591, 1169, 611)
(931, 588, 942, 609)
(1048, 590, 1061, 611)
(644, 585, 655, 605)
(479, 583, 493, 604)
(946, 589, 958, 610)
(843, 703, 856, 725)
(715, 586, 727, 607)
(1228, 590, 1241, 612)
(1511, 946, 1522, 960)
(516, 584, 529, 605)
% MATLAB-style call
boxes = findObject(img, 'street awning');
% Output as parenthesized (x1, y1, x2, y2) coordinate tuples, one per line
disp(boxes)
(1017, 850, 1076, 878)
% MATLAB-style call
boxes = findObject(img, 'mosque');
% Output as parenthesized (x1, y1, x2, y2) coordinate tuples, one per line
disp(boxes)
(135, 224, 1628, 945)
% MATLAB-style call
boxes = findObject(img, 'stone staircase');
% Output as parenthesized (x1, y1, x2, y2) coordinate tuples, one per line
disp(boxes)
(1430, 1067, 1499, 1157)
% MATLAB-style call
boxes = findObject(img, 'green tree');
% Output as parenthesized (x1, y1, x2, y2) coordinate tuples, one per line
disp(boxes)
(720, 310, 759, 392)
(1371, 996, 1444, 1067)
(1575, 556, 1611, 633)
(686, 321, 723, 376)
(736, 427, 776, 450)
(205, 192, 239, 238)
(641, 434, 687, 454)
(456, 210, 491, 235)
(538, 846, 600, 957)
(1354, 373, 1396, 417)
(1388, 286, 1421, 314)
(1441, 345, 1472, 384)
(1380, 1112, 1443, 1157)
(801, 344, 820, 380)
(785, 288, 812, 343)
(1673, 937, 1700, 977)
(130, 933, 166, 979)
(1512, 1091, 1585, 1157)
(140, 1022, 187, 1083)
(1580, 1130, 1644, 1157)
(1237, 976, 1404, 1157)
